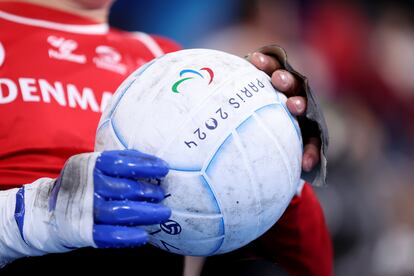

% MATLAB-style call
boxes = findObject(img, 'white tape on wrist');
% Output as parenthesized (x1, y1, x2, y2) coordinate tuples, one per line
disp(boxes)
(0, 153, 99, 267)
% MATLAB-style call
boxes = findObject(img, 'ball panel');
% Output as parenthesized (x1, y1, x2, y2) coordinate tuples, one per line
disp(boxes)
(95, 119, 126, 150)
(203, 131, 265, 254)
(99, 76, 137, 127)
(279, 103, 302, 144)
(159, 172, 222, 215)
(144, 171, 225, 255)
(255, 101, 303, 186)
(235, 108, 297, 236)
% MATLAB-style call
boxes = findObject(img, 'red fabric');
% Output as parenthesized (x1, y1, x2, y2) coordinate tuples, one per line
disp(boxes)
(0, 4, 333, 273)
(256, 182, 333, 276)
(0, 2, 180, 188)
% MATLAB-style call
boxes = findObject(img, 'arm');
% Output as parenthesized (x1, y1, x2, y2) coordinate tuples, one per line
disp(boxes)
(0, 150, 171, 267)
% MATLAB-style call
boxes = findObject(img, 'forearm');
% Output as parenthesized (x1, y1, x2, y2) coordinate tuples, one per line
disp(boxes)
(0, 154, 97, 267)
(0, 179, 56, 267)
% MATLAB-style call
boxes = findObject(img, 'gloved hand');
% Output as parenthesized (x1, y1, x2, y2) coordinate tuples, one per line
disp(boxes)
(92, 150, 171, 248)
(0, 150, 171, 267)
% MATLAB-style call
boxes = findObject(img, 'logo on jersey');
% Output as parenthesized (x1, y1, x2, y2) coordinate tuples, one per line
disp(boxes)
(0, 42, 5, 67)
(93, 46, 127, 75)
(172, 67, 214, 93)
(47, 36, 86, 64)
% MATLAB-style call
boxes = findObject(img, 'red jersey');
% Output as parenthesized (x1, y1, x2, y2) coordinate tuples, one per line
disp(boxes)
(0, 2, 180, 188)
(0, 3, 332, 275)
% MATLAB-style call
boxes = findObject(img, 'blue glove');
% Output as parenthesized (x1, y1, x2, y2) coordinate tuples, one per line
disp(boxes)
(0, 150, 171, 267)
(92, 150, 171, 248)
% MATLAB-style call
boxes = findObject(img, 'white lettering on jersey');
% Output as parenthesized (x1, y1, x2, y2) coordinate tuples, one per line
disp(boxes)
(67, 84, 99, 111)
(47, 36, 86, 64)
(19, 78, 40, 102)
(0, 77, 111, 112)
(0, 78, 17, 104)
(39, 79, 66, 106)
(93, 46, 127, 75)
(0, 42, 4, 67)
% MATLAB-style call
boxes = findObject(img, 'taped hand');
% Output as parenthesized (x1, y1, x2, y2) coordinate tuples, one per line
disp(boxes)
(0, 150, 170, 267)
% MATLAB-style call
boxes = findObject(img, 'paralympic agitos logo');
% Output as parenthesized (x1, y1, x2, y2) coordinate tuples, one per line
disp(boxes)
(172, 67, 214, 93)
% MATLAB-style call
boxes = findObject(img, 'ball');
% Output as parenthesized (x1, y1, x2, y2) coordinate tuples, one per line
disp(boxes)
(95, 48, 303, 256)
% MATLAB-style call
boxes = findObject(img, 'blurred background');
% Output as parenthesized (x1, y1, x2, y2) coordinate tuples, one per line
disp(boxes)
(109, 1, 414, 275)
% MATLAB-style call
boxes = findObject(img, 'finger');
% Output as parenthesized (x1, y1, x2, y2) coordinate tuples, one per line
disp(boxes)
(94, 197, 171, 226)
(271, 69, 300, 95)
(286, 96, 307, 116)
(247, 52, 281, 75)
(96, 150, 169, 178)
(302, 137, 321, 172)
(94, 170, 165, 202)
(93, 224, 148, 248)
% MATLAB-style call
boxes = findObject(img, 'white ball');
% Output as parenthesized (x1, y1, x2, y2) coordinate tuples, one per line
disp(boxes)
(95, 49, 303, 256)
